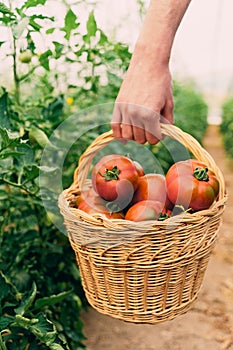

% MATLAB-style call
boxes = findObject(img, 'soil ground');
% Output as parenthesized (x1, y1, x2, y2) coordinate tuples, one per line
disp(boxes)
(81, 125, 233, 350)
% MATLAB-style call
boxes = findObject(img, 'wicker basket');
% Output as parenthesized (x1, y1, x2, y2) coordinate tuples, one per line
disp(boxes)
(58, 124, 227, 324)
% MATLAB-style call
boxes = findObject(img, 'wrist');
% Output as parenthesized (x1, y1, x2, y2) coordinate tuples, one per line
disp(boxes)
(131, 0, 191, 68)
(132, 40, 171, 68)
(133, 19, 174, 68)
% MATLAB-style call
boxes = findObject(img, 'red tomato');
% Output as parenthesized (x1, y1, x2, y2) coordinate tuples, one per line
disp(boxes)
(165, 196, 174, 211)
(131, 174, 167, 206)
(133, 160, 145, 177)
(125, 200, 164, 222)
(78, 188, 124, 219)
(75, 194, 83, 208)
(75, 187, 96, 208)
(166, 159, 219, 211)
(92, 154, 139, 209)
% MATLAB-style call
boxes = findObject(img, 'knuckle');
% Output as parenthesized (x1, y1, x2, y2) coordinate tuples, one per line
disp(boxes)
(141, 113, 154, 123)
(167, 99, 174, 109)
(122, 129, 133, 140)
(127, 104, 139, 117)
(110, 121, 118, 130)
(137, 137, 146, 144)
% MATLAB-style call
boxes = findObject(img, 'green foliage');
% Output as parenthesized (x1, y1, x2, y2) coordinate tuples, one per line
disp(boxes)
(0, 0, 133, 347)
(0, 0, 130, 105)
(220, 97, 233, 158)
(63, 8, 79, 40)
(0, 272, 83, 349)
(0, 0, 130, 348)
(173, 82, 208, 142)
(0, 90, 87, 349)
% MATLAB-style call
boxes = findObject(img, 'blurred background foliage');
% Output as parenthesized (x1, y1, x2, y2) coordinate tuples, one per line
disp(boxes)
(220, 97, 233, 159)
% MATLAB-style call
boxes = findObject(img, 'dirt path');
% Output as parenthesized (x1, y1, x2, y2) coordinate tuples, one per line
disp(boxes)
(81, 125, 233, 350)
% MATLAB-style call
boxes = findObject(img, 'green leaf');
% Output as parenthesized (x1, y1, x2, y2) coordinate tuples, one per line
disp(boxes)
(0, 2, 14, 15)
(72, 294, 82, 309)
(0, 150, 25, 159)
(53, 41, 64, 59)
(0, 17, 13, 24)
(0, 272, 19, 300)
(23, 0, 47, 9)
(49, 343, 67, 350)
(34, 289, 73, 310)
(0, 273, 11, 300)
(28, 14, 53, 31)
(0, 189, 8, 200)
(31, 13, 54, 21)
(29, 16, 42, 31)
(86, 11, 97, 40)
(0, 3, 16, 24)
(23, 164, 40, 182)
(38, 49, 52, 71)
(16, 143, 34, 165)
(46, 27, 55, 34)
(63, 8, 79, 40)
(14, 313, 57, 345)
(14, 282, 37, 315)
(26, 32, 36, 53)
(16, 313, 71, 349)
(41, 96, 64, 121)
(0, 127, 20, 149)
(28, 13, 55, 31)
(29, 14, 54, 31)
(99, 29, 108, 45)
(0, 128, 10, 147)
(0, 91, 10, 129)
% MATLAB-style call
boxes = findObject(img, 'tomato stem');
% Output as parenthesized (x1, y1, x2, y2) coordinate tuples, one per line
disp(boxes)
(193, 166, 209, 181)
(99, 165, 120, 181)
(158, 213, 170, 221)
(106, 202, 121, 213)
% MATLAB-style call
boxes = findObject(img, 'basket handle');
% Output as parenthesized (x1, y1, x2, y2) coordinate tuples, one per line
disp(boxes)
(71, 123, 226, 200)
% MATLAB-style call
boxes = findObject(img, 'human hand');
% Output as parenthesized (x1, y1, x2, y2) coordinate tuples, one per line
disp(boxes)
(111, 52, 174, 145)
(110, 0, 191, 145)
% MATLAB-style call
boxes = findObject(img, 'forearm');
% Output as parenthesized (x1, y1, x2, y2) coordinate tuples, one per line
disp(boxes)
(133, 0, 191, 65)
(112, 0, 191, 144)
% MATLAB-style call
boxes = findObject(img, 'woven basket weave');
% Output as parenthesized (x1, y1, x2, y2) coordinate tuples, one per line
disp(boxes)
(58, 124, 227, 324)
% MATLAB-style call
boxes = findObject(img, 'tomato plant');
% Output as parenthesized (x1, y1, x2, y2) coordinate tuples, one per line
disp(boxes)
(92, 154, 139, 209)
(166, 159, 219, 211)
(0, 0, 132, 347)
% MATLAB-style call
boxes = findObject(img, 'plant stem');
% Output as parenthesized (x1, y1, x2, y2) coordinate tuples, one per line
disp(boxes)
(1, 177, 39, 196)
(0, 333, 8, 350)
(20, 64, 39, 82)
(12, 35, 20, 104)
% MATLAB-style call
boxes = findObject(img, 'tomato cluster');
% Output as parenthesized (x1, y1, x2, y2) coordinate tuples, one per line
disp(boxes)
(75, 154, 219, 222)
